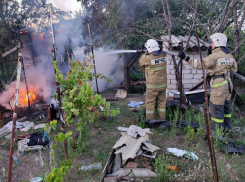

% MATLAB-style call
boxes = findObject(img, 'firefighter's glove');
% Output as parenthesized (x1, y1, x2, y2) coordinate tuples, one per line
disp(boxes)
(206, 74, 211, 86)
(178, 51, 190, 62)
(141, 44, 147, 53)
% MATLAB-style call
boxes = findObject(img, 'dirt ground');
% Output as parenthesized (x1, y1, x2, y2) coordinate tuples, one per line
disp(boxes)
(0, 90, 245, 182)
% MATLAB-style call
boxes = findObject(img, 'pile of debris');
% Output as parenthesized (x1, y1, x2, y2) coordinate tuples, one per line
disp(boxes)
(101, 125, 160, 182)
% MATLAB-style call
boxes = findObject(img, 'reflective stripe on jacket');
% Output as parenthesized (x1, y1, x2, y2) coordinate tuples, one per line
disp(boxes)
(139, 53, 167, 90)
(188, 48, 237, 86)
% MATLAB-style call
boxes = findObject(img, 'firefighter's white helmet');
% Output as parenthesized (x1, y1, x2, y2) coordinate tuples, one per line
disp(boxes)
(209, 33, 227, 47)
(145, 39, 160, 53)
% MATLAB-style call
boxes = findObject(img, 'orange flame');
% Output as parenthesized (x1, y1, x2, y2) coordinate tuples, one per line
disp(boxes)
(19, 89, 37, 106)
(40, 33, 44, 39)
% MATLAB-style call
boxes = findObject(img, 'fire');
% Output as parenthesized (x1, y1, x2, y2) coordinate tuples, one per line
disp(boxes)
(19, 89, 37, 106)
(40, 33, 44, 39)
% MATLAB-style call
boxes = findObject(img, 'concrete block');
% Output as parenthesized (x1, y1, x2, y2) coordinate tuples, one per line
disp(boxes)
(182, 79, 191, 84)
(168, 64, 174, 70)
(194, 74, 203, 79)
(167, 85, 177, 89)
(196, 70, 203, 74)
(167, 75, 176, 79)
(183, 84, 193, 89)
(170, 79, 177, 84)
(182, 70, 191, 74)
(190, 79, 200, 84)
(192, 69, 197, 74)
(183, 74, 194, 79)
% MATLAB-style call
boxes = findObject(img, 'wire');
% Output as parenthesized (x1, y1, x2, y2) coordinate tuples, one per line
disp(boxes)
(0, 66, 18, 91)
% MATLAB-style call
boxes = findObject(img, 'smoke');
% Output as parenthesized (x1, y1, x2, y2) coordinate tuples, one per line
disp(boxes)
(0, 5, 126, 109)
(92, 49, 124, 93)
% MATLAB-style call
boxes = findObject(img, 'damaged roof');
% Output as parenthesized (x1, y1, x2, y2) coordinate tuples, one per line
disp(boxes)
(161, 35, 210, 51)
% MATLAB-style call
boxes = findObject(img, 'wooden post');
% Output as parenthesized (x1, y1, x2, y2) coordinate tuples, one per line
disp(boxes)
(179, 41, 183, 121)
(195, 28, 219, 182)
(50, 3, 69, 160)
(7, 50, 22, 182)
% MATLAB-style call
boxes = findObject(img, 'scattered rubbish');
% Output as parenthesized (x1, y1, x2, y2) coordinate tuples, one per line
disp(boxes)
(167, 148, 198, 160)
(0, 120, 35, 137)
(17, 133, 30, 140)
(115, 89, 127, 98)
(127, 101, 144, 108)
(166, 166, 178, 172)
(34, 124, 46, 130)
(0, 141, 6, 146)
(222, 141, 245, 154)
(145, 119, 199, 131)
(166, 100, 187, 109)
(19, 121, 35, 132)
(106, 168, 156, 178)
(80, 163, 102, 171)
(125, 162, 138, 168)
(30, 177, 43, 182)
(101, 125, 159, 181)
(35, 150, 44, 167)
(0, 167, 5, 177)
(13, 156, 21, 166)
(28, 132, 50, 146)
(104, 169, 132, 182)
(18, 138, 43, 153)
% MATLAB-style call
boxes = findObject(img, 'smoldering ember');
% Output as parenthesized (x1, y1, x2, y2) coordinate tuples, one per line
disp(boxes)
(1, 1, 245, 182)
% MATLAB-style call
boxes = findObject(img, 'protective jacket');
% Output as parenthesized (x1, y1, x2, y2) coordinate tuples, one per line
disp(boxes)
(139, 52, 167, 120)
(139, 53, 167, 90)
(188, 47, 237, 131)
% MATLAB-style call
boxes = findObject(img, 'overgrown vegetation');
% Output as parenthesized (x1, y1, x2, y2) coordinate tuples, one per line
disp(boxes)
(44, 59, 120, 182)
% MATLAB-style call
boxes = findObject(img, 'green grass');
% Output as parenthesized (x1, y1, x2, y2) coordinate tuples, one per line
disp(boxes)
(44, 95, 245, 182)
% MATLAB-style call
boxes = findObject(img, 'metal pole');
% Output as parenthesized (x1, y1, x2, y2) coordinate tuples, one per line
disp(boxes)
(87, 23, 99, 94)
(195, 28, 219, 182)
(50, 3, 69, 160)
(7, 50, 22, 182)
(179, 41, 183, 121)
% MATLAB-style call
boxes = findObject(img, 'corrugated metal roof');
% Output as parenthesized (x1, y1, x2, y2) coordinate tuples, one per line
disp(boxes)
(161, 35, 210, 51)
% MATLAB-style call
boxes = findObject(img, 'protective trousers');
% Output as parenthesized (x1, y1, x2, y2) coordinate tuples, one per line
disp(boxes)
(209, 79, 232, 133)
(145, 89, 166, 120)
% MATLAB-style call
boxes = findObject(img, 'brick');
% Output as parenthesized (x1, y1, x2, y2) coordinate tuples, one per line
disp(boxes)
(183, 84, 193, 89)
(183, 64, 193, 70)
(167, 75, 176, 79)
(167, 64, 174, 69)
(167, 79, 171, 84)
(167, 59, 172, 64)
(182, 79, 191, 84)
(170, 79, 177, 84)
(191, 69, 197, 74)
(171, 69, 177, 74)
(182, 70, 191, 74)
(194, 74, 203, 79)
(183, 74, 193, 79)
(167, 85, 177, 89)
(196, 70, 203, 74)
(191, 79, 200, 84)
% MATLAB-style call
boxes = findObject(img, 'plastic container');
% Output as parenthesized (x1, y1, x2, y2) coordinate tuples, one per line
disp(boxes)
(80, 163, 102, 171)
(30, 177, 43, 182)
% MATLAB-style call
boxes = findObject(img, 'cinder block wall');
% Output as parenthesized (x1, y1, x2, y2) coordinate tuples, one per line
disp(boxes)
(167, 51, 207, 91)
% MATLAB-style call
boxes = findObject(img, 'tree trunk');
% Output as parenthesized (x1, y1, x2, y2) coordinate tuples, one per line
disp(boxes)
(233, 5, 239, 55)
(0, 61, 7, 84)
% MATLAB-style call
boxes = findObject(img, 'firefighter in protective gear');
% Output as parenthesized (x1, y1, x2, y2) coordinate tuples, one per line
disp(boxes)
(139, 39, 167, 120)
(178, 33, 237, 133)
